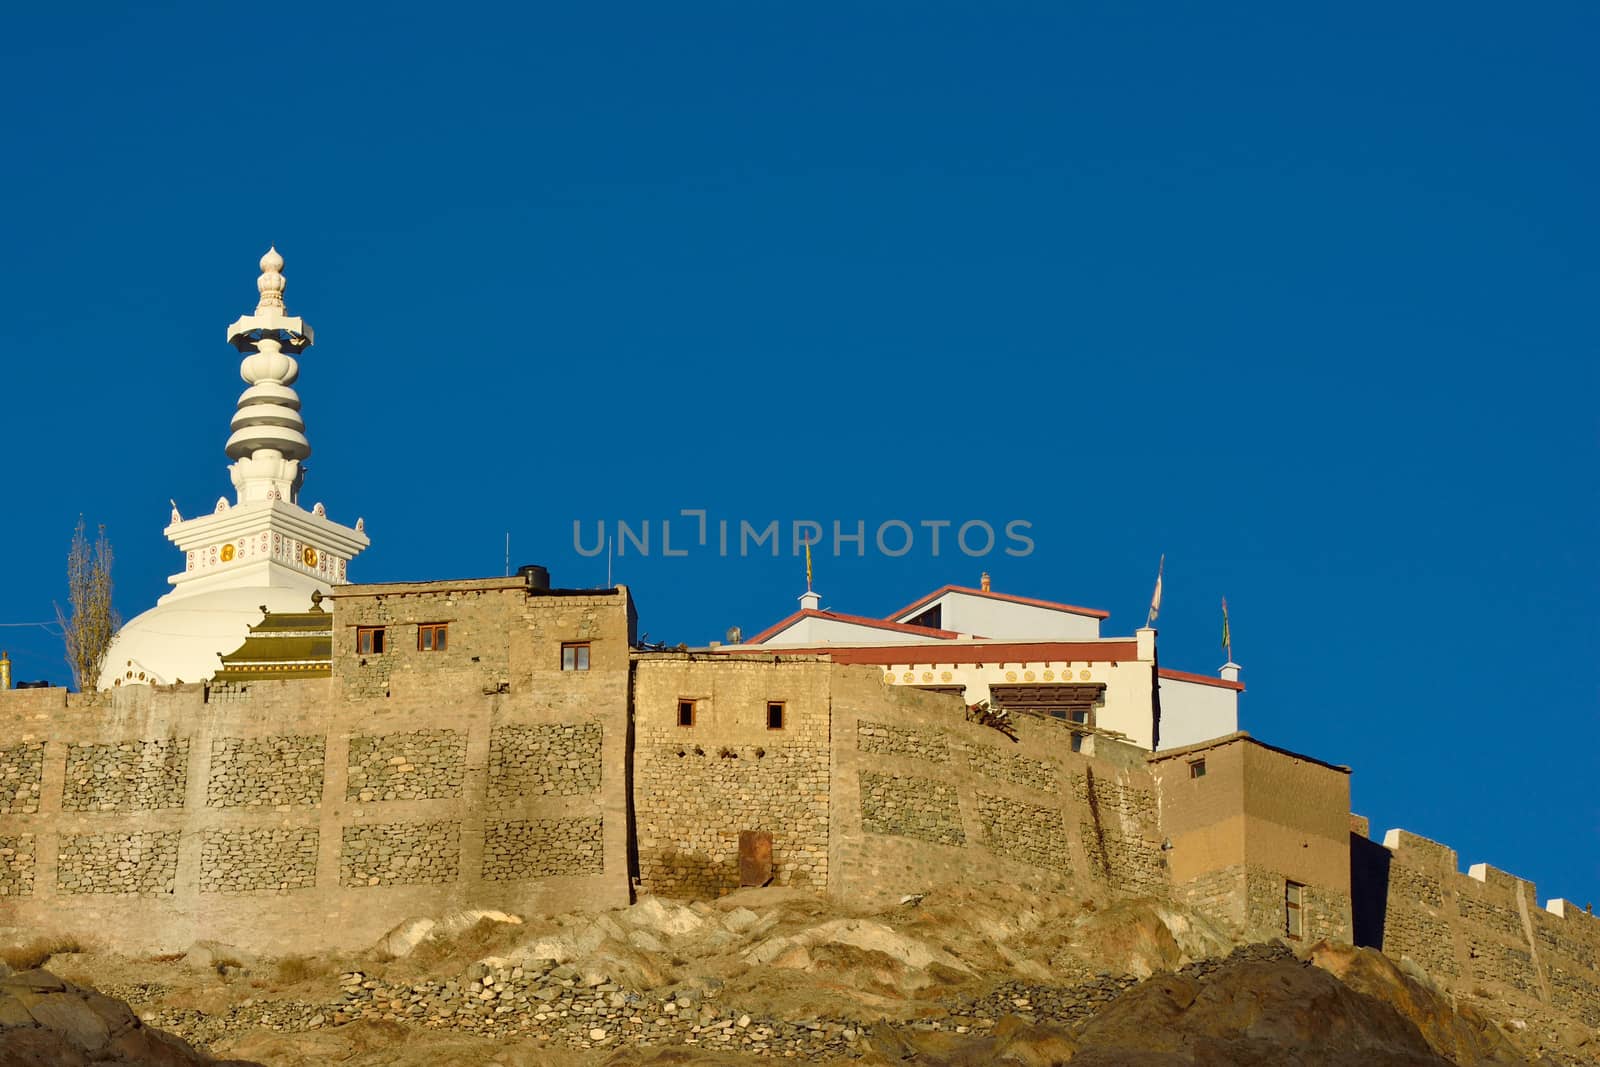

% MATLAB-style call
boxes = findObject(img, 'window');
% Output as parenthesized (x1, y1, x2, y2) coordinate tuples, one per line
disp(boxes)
(1285, 881, 1304, 939)
(766, 701, 785, 730)
(677, 699, 696, 727)
(561, 642, 590, 671)
(357, 626, 386, 655)
(418, 623, 447, 652)
(1189, 759, 1207, 779)
(1069, 732, 1086, 753)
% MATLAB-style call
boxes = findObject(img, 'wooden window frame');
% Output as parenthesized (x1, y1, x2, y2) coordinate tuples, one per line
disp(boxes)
(418, 623, 447, 652)
(677, 699, 696, 727)
(766, 701, 785, 730)
(561, 642, 591, 671)
(1189, 759, 1207, 779)
(1285, 881, 1305, 939)
(357, 626, 386, 655)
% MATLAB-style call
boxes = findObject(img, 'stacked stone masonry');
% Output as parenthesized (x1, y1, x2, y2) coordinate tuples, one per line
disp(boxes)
(340, 821, 461, 887)
(963, 742, 1057, 792)
(856, 720, 949, 763)
(0, 834, 35, 896)
(1080, 822, 1165, 895)
(975, 790, 1070, 873)
(1069, 771, 1156, 826)
(859, 770, 965, 847)
(483, 817, 604, 881)
(346, 730, 466, 801)
(63, 740, 189, 812)
(207, 735, 326, 807)
(636, 743, 829, 897)
(488, 722, 602, 800)
(0, 742, 44, 814)
(57, 831, 180, 895)
(200, 827, 320, 893)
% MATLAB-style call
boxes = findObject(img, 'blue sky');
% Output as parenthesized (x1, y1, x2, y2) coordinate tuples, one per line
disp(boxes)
(2, 5, 1595, 904)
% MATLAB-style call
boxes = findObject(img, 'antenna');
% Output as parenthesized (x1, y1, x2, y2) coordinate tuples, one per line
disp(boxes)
(606, 536, 613, 588)
(505, 532, 510, 578)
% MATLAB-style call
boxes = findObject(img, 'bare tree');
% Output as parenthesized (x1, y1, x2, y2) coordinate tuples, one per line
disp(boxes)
(55, 518, 120, 691)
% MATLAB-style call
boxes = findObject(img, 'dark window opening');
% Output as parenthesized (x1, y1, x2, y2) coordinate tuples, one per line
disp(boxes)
(357, 626, 386, 655)
(1189, 759, 1207, 779)
(677, 699, 695, 727)
(906, 605, 942, 630)
(766, 701, 785, 730)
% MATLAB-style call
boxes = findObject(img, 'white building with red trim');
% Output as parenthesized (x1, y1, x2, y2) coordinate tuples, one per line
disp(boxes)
(729, 576, 1241, 752)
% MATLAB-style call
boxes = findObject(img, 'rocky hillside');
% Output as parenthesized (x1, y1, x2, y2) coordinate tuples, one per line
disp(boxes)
(2, 883, 1592, 1065)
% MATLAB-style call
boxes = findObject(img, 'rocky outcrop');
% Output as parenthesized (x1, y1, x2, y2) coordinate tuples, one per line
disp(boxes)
(0, 967, 257, 1066)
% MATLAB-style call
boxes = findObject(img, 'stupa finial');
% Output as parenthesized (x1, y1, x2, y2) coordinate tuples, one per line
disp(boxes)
(256, 246, 287, 312)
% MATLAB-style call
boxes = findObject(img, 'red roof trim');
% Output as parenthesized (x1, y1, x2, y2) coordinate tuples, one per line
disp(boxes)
(744, 609, 962, 646)
(1158, 668, 1245, 693)
(728, 640, 1141, 666)
(890, 585, 1110, 622)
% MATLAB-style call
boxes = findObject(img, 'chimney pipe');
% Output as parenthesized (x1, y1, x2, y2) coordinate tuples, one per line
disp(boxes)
(980, 572, 991, 592)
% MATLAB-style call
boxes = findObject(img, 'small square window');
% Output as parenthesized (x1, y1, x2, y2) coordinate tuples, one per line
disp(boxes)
(766, 701, 785, 730)
(562, 642, 591, 671)
(677, 699, 696, 727)
(1069, 709, 1089, 725)
(418, 623, 447, 652)
(1189, 759, 1207, 779)
(357, 626, 386, 655)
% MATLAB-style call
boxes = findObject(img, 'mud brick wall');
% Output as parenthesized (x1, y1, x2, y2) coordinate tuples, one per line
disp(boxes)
(206, 735, 326, 807)
(200, 827, 319, 892)
(0, 742, 43, 814)
(856, 720, 949, 763)
(860, 770, 965, 845)
(346, 729, 467, 801)
(632, 655, 833, 898)
(57, 831, 180, 895)
(488, 722, 602, 800)
(340, 821, 462, 887)
(62, 740, 189, 812)
(0, 834, 35, 896)
(483, 817, 604, 880)
(976, 791, 1069, 873)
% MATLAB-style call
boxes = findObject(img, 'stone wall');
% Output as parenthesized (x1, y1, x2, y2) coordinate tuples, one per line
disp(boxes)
(859, 771, 965, 846)
(207, 736, 325, 807)
(340, 821, 462, 887)
(488, 723, 602, 800)
(346, 729, 467, 801)
(0, 834, 35, 896)
(62, 740, 189, 812)
(827, 667, 1167, 909)
(483, 817, 604, 880)
(1370, 828, 1600, 1031)
(200, 828, 319, 893)
(57, 831, 180, 895)
(0, 743, 43, 814)
(0, 580, 635, 955)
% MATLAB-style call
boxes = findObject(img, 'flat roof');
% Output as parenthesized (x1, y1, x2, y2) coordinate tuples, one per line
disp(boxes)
(1147, 731, 1351, 774)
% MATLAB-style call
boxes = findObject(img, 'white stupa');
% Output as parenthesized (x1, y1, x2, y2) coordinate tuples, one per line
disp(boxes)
(100, 249, 369, 688)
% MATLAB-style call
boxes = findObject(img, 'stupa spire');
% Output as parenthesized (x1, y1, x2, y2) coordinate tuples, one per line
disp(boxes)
(224, 248, 315, 504)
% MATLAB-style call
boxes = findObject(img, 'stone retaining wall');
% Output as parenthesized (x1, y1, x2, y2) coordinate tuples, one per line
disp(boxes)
(200, 827, 320, 893)
(483, 817, 604, 880)
(0, 834, 34, 896)
(207, 736, 325, 808)
(346, 730, 466, 801)
(340, 821, 462, 887)
(57, 831, 180, 895)
(488, 723, 602, 800)
(62, 740, 189, 812)
(859, 770, 965, 846)
(0, 743, 43, 814)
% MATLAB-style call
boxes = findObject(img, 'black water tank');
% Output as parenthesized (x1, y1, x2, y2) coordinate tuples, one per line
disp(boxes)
(517, 564, 550, 591)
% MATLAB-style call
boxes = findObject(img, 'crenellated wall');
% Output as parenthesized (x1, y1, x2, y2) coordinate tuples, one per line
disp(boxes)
(1360, 826, 1600, 1029)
